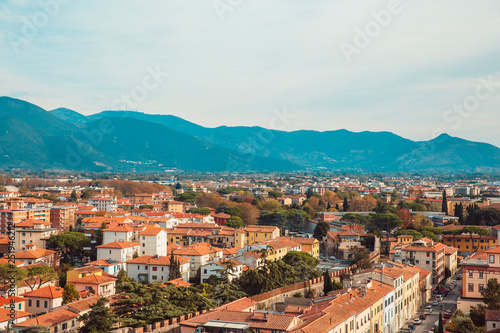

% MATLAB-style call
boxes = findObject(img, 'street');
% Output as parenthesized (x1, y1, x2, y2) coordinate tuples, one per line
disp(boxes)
(402, 280, 461, 333)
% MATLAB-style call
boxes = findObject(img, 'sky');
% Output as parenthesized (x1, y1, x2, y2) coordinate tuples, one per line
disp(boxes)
(1, 0, 500, 147)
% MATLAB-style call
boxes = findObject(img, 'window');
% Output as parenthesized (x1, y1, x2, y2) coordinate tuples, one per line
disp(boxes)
(479, 284, 484, 292)
(36, 300, 40, 307)
(479, 271, 484, 278)
(142, 243, 145, 247)
(28, 300, 32, 307)
(109, 250, 112, 254)
(490, 255, 495, 263)
(427, 252, 430, 257)
(426, 261, 430, 265)
(469, 283, 474, 292)
(469, 271, 473, 278)
(62, 323, 67, 330)
(152, 267, 157, 271)
(152, 275, 157, 280)
(72, 320, 75, 327)
(145, 266, 148, 269)
(204, 269, 207, 274)
(44, 300, 48, 308)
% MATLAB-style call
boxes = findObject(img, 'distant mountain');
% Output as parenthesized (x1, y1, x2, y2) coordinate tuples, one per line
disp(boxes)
(49, 108, 89, 126)
(0, 97, 294, 172)
(3, 96, 500, 173)
(86, 111, 500, 173)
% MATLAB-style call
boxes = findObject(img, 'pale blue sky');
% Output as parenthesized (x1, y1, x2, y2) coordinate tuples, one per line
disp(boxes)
(1, 0, 500, 147)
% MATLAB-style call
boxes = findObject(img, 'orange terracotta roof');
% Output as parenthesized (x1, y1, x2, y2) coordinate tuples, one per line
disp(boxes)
(14, 309, 78, 327)
(126, 255, 190, 266)
(8, 248, 56, 259)
(138, 228, 165, 236)
(68, 274, 117, 285)
(164, 278, 191, 287)
(21, 286, 63, 299)
(0, 308, 30, 323)
(97, 240, 140, 249)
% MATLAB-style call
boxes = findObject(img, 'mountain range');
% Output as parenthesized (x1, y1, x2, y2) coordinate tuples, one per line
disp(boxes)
(0, 96, 498, 173)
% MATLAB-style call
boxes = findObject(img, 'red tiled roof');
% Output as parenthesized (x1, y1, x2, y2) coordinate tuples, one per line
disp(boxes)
(14, 309, 78, 327)
(21, 286, 63, 299)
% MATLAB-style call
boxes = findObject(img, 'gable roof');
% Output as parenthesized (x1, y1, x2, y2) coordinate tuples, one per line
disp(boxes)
(14, 309, 78, 327)
(21, 286, 63, 299)
(97, 240, 140, 249)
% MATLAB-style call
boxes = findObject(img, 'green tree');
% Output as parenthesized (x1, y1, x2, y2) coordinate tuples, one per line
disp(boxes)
(371, 213, 403, 252)
(213, 281, 247, 305)
(225, 216, 245, 229)
(421, 230, 439, 242)
(62, 282, 80, 304)
(442, 190, 448, 214)
(283, 251, 319, 268)
(258, 212, 287, 229)
(79, 297, 117, 333)
(323, 270, 333, 294)
(454, 202, 465, 224)
(394, 229, 423, 240)
(467, 208, 500, 226)
(24, 266, 57, 291)
(343, 197, 349, 212)
(438, 312, 444, 333)
(482, 278, 500, 310)
(168, 251, 181, 280)
(470, 304, 486, 327)
(175, 191, 199, 204)
(289, 212, 305, 232)
(81, 189, 95, 199)
(48, 232, 90, 264)
(350, 247, 372, 270)
(117, 269, 130, 284)
(139, 204, 154, 209)
(268, 190, 283, 199)
(187, 207, 212, 215)
(313, 221, 330, 241)
(70, 190, 78, 202)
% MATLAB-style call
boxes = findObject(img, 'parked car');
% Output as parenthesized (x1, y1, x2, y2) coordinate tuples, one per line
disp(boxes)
(420, 314, 427, 320)
(425, 305, 433, 314)
(457, 275, 462, 280)
(444, 310, 452, 319)
(433, 300, 439, 306)
(414, 318, 422, 325)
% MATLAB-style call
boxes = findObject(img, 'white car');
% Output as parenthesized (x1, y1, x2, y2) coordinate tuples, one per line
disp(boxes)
(414, 318, 422, 325)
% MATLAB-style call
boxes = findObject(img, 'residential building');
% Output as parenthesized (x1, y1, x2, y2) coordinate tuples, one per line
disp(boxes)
(13, 308, 79, 333)
(50, 205, 76, 231)
(200, 258, 245, 283)
(97, 240, 141, 264)
(389, 238, 446, 284)
(444, 246, 459, 276)
(13, 219, 57, 252)
(292, 237, 320, 259)
(234, 226, 280, 248)
(441, 233, 496, 256)
(137, 228, 168, 256)
(126, 255, 191, 283)
(102, 225, 135, 243)
(21, 286, 64, 315)
(86, 259, 123, 276)
(174, 243, 223, 282)
(87, 196, 117, 212)
(6, 244, 59, 267)
(68, 274, 117, 296)
(0, 308, 30, 330)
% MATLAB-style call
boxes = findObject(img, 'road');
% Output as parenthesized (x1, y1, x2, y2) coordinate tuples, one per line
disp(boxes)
(402, 279, 461, 333)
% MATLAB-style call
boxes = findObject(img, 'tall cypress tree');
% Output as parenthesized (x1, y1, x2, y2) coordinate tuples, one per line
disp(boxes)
(343, 197, 349, 212)
(442, 190, 448, 215)
(323, 270, 333, 294)
(168, 251, 181, 280)
(438, 312, 444, 333)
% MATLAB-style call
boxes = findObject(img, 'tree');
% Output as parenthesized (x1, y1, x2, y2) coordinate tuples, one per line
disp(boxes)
(437, 312, 444, 333)
(454, 202, 465, 224)
(397, 208, 412, 229)
(213, 281, 247, 305)
(0, 185, 6, 192)
(175, 191, 199, 204)
(394, 229, 423, 240)
(139, 204, 154, 209)
(117, 269, 130, 284)
(289, 212, 305, 232)
(421, 230, 439, 242)
(81, 189, 95, 199)
(442, 190, 448, 215)
(268, 190, 283, 199)
(225, 216, 245, 229)
(323, 270, 334, 294)
(306, 188, 315, 199)
(314, 221, 330, 241)
(470, 304, 486, 327)
(24, 266, 57, 291)
(258, 212, 287, 229)
(371, 213, 404, 252)
(48, 232, 90, 264)
(467, 208, 500, 226)
(70, 190, 78, 202)
(283, 251, 319, 268)
(62, 282, 80, 304)
(187, 207, 212, 216)
(343, 197, 349, 212)
(350, 247, 372, 270)
(79, 297, 117, 333)
(168, 252, 181, 280)
(482, 278, 500, 310)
